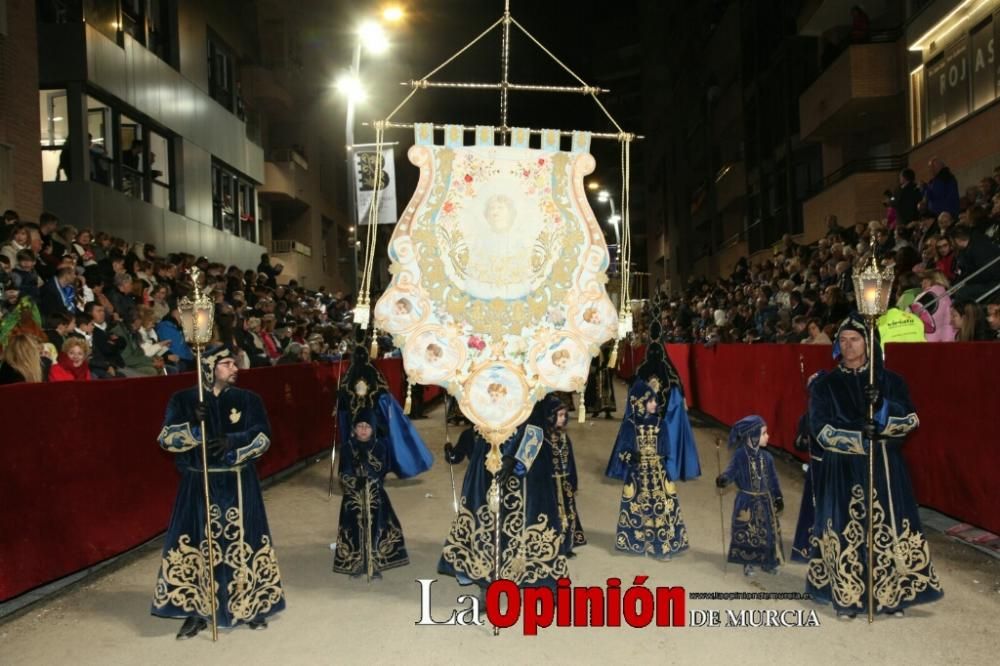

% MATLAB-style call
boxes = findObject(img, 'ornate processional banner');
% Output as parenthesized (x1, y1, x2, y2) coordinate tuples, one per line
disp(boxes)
(374, 125, 617, 439)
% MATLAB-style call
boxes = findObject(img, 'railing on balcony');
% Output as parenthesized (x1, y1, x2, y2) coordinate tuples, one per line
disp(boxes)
(821, 154, 907, 189)
(272, 240, 312, 257)
(816, 27, 902, 76)
(267, 148, 308, 170)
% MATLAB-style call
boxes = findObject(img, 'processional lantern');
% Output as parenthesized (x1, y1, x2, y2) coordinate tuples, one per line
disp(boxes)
(179, 267, 215, 347)
(851, 240, 893, 317)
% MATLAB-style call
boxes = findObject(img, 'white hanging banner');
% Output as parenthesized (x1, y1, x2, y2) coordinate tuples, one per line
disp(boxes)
(354, 144, 398, 225)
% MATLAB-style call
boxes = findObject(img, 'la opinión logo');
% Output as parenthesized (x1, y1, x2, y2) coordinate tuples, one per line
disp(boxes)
(415, 577, 686, 634)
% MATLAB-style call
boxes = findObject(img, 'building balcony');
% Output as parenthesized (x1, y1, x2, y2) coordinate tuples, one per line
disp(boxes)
(799, 41, 901, 140)
(259, 149, 310, 208)
(241, 65, 293, 112)
(715, 160, 746, 211)
(271, 239, 312, 257)
(269, 239, 313, 287)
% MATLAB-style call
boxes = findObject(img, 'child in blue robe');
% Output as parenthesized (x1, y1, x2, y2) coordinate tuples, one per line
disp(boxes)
(716, 415, 784, 575)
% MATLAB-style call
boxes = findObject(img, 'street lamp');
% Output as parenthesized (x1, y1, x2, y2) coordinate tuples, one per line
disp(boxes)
(594, 190, 620, 272)
(850, 238, 893, 625)
(339, 12, 404, 304)
(382, 5, 405, 23)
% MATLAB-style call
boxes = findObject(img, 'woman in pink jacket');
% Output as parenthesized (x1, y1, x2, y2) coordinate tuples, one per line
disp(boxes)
(909, 270, 955, 342)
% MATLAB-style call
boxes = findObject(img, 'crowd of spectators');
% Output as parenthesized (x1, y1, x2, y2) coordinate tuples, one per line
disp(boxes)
(633, 158, 1000, 346)
(1, 156, 999, 385)
(0, 211, 357, 384)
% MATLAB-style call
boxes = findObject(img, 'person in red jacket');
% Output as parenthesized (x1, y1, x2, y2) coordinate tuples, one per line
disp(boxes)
(934, 236, 957, 282)
(49, 337, 93, 381)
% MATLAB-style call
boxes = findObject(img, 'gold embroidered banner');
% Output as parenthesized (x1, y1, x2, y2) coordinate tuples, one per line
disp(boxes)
(375, 136, 616, 440)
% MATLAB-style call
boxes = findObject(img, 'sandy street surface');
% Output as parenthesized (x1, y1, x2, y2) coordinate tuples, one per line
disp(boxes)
(1, 381, 997, 665)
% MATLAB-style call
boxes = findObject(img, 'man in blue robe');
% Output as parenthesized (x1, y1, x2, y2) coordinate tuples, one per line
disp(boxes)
(439, 411, 568, 603)
(152, 345, 285, 639)
(806, 314, 943, 619)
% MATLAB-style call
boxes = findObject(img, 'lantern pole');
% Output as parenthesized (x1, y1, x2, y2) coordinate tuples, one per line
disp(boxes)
(181, 267, 219, 641)
(865, 310, 876, 624)
(851, 239, 893, 624)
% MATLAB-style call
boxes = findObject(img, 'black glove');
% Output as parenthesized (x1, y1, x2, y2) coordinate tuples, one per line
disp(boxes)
(444, 442, 461, 465)
(863, 384, 882, 408)
(207, 436, 233, 459)
(774, 497, 784, 513)
(862, 419, 879, 441)
(715, 475, 729, 489)
(497, 455, 517, 484)
(194, 402, 207, 423)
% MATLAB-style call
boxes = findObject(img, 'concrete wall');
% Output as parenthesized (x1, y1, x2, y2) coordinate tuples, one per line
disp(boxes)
(801, 171, 892, 243)
(84, 25, 263, 182)
(0, 0, 42, 217)
(800, 41, 900, 139)
(909, 103, 1000, 191)
(43, 181, 264, 269)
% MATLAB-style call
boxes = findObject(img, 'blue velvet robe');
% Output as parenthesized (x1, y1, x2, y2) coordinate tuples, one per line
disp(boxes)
(584, 345, 616, 416)
(438, 427, 569, 589)
(333, 432, 409, 575)
(606, 385, 701, 482)
(606, 383, 690, 560)
(791, 412, 823, 563)
(719, 445, 783, 569)
(151, 386, 285, 627)
(805, 364, 943, 615)
(550, 428, 586, 556)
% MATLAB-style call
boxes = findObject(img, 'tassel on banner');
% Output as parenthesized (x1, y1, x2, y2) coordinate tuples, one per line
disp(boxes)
(608, 339, 619, 369)
(370, 330, 379, 359)
(404, 381, 413, 415)
(353, 302, 370, 328)
(577, 391, 586, 423)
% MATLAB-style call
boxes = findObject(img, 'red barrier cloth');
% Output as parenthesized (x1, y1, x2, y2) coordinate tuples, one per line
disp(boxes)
(885, 342, 999, 536)
(0, 360, 360, 601)
(616, 342, 998, 535)
(690, 343, 1000, 534)
(1, 347, 995, 601)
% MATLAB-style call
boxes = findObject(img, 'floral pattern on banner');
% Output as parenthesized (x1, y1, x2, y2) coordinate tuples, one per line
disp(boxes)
(374, 142, 617, 438)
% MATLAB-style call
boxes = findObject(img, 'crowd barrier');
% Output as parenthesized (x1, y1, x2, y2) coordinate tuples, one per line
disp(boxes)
(0, 358, 440, 602)
(619, 342, 998, 536)
(3, 344, 992, 602)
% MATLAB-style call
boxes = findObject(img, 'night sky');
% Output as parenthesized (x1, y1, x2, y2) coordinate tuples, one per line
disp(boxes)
(316, 0, 640, 195)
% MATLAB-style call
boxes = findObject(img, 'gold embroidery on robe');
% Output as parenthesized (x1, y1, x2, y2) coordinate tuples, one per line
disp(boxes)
(441, 475, 568, 584)
(333, 473, 409, 574)
(616, 426, 688, 558)
(807, 484, 942, 611)
(153, 501, 284, 622)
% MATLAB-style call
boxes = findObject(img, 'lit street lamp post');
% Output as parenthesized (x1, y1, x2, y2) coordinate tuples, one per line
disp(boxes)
(597, 189, 621, 274)
(338, 10, 401, 299)
(344, 40, 362, 296)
